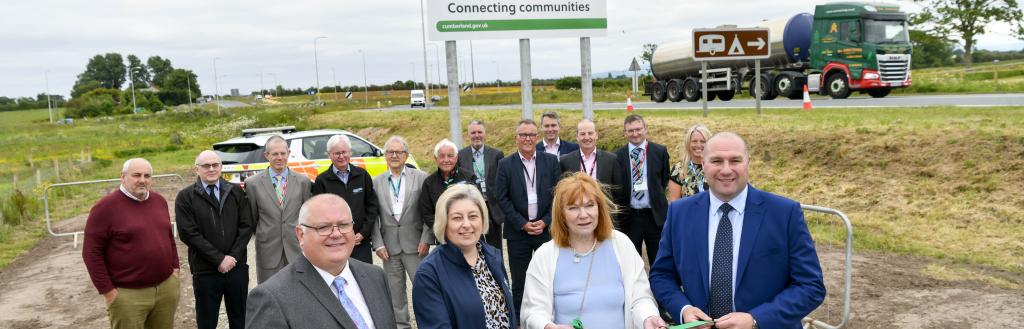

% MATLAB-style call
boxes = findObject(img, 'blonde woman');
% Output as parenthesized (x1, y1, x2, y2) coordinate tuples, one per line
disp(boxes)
(668, 124, 712, 201)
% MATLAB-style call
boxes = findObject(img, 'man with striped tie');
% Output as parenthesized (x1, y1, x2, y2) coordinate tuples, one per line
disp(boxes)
(615, 114, 670, 264)
(245, 135, 312, 283)
(246, 194, 397, 328)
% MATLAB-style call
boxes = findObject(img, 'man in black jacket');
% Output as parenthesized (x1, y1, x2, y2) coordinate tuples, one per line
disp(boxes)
(175, 150, 254, 329)
(457, 120, 505, 250)
(615, 114, 671, 264)
(311, 134, 380, 264)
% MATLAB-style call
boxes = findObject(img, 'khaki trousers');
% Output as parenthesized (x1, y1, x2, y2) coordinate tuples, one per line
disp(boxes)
(107, 274, 180, 329)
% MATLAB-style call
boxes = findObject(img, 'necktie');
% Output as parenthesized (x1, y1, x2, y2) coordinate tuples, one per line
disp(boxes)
(630, 147, 645, 200)
(709, 203, 735, 319)
(332, 277, 369, 329)
(273, 175, 284, 206)
(207, 185, 219, 208)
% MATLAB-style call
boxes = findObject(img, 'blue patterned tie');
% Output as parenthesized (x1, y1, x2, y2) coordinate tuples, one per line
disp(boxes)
(709, 203, 734, 319)
(332, 277, 369, 329)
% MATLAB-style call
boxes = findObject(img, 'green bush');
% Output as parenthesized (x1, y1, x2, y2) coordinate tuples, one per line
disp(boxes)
(1, 190, 36, 226)
(555, 76, 581, 90)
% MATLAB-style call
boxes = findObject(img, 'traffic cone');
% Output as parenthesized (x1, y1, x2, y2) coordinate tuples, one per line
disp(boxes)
(626, 96, 634, 112)
(802, 85, 813, 110)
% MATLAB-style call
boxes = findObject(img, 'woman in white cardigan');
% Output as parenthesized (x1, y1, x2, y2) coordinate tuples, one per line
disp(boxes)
(521, 172, 667, 329)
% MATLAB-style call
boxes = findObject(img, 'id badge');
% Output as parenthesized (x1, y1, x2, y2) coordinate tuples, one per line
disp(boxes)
(633, 180, 648, 192)
(527, 191, 538, 205)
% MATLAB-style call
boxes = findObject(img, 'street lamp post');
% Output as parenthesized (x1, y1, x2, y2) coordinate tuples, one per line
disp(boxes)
(186, 74, 194, 111)
(213, 57, 221, 114)
(428, 43, 442, 91)
(493, 61, 501, 89)
(419, 0, 431, 108)
(129, 66, 137, 114)
(314, 36, 327, 106)
(267, 73, 277, 97)
(45, 70, 53, 123)
(359, 49, 368, 104)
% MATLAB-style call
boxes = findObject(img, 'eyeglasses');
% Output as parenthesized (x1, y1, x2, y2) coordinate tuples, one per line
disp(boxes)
(196, 163, 221, 170)
(385, 150, 407, 157)
(330, 151, 351, 157)
(517, 133, 538, 139)
(300, 222, 354, 236)
(625, 128, 645, 134)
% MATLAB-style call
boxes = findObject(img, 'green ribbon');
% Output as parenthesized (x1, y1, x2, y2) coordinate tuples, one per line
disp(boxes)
(670, 320, 713, 329)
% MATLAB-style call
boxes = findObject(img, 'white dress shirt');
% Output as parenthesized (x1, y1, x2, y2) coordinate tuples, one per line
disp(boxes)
(314, 262, 376, 329)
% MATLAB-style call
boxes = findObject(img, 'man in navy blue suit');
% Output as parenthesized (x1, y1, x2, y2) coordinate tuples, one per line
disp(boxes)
(649, 132, 825, 329)
(495, 118, 562, 313)
(536, 111, 579, 157)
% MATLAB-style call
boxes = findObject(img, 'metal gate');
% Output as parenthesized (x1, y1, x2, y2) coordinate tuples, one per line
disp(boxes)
(801, 204, 853, 329)
(43, 174, 184, 248)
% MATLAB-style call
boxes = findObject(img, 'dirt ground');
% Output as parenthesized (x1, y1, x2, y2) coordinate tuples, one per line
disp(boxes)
(1, 204, 1021, 329)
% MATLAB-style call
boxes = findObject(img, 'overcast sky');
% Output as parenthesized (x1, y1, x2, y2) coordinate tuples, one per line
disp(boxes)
(1, 0, 1021, 98)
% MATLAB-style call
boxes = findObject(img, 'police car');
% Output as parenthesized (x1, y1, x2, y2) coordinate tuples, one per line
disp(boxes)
(214, 126, 417, 185)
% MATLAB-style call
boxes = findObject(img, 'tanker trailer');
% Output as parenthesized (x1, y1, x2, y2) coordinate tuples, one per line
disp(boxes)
(644, 2, 912, 102)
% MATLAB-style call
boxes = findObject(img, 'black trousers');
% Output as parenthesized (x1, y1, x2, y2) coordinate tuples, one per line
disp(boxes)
(627, 208, 663, 264)
(351, 242, 372, 264)
(193, 264, 248, 329)
(507, 235, 548, 313)
(483, 200, 504, 252)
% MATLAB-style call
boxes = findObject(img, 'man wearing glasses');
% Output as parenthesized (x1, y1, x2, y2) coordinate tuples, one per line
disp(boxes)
(371, 136, 429, 329)
(312, 134, 380, 264)
(246, 194, 397, 328)
(175, 150, 254, 329)
(494, 118, 562, 312)
(246, 135, 312, 283)
(615, 114, 671, 264)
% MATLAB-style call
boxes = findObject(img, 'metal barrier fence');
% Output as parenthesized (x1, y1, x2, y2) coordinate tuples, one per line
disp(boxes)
(43, 174, 185, 248)
(801, 204, 853, 329)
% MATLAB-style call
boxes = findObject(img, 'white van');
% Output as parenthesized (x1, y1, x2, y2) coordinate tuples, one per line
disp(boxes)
(410, 89, 426, 108)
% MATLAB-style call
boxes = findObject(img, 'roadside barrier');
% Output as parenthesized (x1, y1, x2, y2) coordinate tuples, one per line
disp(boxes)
(42, 174, 184, 248)
(801, 204, 853, 329)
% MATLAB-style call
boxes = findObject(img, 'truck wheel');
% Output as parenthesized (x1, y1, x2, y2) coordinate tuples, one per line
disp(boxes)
(707, 91, 718, 101)
(827, 73, 851, 99)
(717, 89, 735, 101)
(867, 88, 891, 98)
(748, 74, 776, 100)
(683, 79, 701, 102)
(774, 72, 800, 99)
(651, 81, 668, 102)
(667, 79, 684, 102)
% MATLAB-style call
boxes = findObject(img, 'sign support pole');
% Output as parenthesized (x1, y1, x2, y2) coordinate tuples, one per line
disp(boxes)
(520, 38, 533, 119)
(445, 40, 462, 148)
(701, 61, 708, 118)
(581, 37, 593, 120)
(755, 59, 762, 116)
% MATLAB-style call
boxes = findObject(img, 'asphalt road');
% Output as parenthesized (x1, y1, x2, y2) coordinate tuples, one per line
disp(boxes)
(380, 93, 1024, 111)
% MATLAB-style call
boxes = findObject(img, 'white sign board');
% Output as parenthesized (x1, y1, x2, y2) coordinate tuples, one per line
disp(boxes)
(427, 0, 607, 41)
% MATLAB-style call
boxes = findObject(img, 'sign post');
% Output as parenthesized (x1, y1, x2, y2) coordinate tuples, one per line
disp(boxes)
(692, 27, 770, 117)
(427, 0, 607, 129)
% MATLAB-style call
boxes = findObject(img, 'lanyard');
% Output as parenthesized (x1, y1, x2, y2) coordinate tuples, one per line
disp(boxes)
(580, 152, 596, 177)
(388, 173, 403, 201)
(522, 163, 536, 189)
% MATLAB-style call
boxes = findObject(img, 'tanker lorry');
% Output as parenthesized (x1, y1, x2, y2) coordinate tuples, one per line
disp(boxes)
(644, 2, 912, 102)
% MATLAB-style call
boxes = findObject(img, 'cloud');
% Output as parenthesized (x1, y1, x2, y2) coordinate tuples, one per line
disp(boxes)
(0, 0, 1020, 98)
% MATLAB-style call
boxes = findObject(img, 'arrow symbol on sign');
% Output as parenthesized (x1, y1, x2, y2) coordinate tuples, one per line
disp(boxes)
(747, 38, 766, 50)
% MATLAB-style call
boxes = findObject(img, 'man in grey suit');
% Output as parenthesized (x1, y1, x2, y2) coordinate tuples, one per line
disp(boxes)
(559, 119, 628, 228)
(456, 120, 505, 250)
(246, 193, 397, 329)
(244, 135, 313, 283)
(371, 136, 429, 329)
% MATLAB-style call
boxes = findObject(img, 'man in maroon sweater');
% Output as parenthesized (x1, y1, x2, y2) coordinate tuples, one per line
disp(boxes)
(83, 158, 181, 329)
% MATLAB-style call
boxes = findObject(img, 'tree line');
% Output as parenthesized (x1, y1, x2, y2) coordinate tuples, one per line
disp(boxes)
(0, 94, 66, 112)
(66, 53, 201, 118)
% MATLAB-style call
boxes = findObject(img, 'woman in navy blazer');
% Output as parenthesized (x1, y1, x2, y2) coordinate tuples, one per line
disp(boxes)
(413, 183, 517, 329)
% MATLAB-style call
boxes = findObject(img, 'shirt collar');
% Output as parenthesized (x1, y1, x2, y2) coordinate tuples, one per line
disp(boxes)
(333, 164, 350, 175)
(580, 148, 597, 159)
(119, 185, 149, 202)
(708, 184, 749, 216)
(628, 139, 648, 151)
(389, 168, 405, 178)
(518, 151, 536, 162)
(269, 167, 290, 177)
(543, 138, 561, 148)
(472, 145, 485, 154)
(313, 260, 353, 288)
